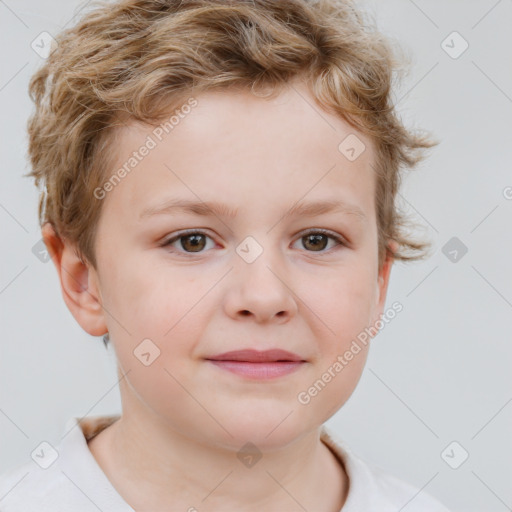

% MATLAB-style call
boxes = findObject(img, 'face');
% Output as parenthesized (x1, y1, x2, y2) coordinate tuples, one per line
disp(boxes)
(69, 82, 393, 450)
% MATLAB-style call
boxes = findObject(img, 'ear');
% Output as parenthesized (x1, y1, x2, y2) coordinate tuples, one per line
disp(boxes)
(41, 222, 107, 337)
(373, 239, 398, 323)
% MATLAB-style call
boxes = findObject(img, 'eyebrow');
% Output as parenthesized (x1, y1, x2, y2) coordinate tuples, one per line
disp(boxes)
(139, 197, 367, 223)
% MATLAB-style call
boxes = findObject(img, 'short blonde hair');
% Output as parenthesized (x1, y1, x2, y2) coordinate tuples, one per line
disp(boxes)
(26, 0, 437, 270)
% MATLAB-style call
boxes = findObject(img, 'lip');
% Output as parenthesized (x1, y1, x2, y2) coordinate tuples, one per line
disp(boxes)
(205, 349, 306, 380)
(206, 349, 305, 363)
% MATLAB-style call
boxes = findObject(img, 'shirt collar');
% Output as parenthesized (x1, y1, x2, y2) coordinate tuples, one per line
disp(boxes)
(59, 415, 133, 511)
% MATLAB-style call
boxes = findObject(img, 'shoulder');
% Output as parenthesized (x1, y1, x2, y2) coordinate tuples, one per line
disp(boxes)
(0, 415, 125, 512)
(320, 426, 452, 512)
(0, 459, 77, 512)
(349, 459, 452, 512)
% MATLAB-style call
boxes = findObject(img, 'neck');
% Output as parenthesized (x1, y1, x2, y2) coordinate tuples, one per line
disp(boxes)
(88, 412, 348, 512)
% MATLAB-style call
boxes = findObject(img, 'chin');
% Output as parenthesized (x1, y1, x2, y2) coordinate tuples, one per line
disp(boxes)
(207, 413, 316, 453)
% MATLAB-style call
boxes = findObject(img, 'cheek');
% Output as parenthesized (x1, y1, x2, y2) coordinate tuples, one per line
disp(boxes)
(302, 263, 377, 348)
(117, 353, 209, 439)
(103, 257, 205, 338)
(293, 264, 375, 411)
(102, 264, 212, 407)
(108, 271, 207, 422)
(296, 343, 369, 428)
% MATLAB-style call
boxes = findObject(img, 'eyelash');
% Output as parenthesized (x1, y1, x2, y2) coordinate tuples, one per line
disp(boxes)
(160, 228, 347, 256)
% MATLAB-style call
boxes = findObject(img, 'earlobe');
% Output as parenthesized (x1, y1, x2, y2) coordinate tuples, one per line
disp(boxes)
(41, 223, 107, 337)
(374, 239, 398, 320)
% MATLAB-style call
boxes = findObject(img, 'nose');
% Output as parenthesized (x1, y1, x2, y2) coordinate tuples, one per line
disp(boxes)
(223, 250, 298, 324)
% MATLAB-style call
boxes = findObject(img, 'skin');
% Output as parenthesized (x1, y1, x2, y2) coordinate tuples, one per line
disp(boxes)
(43, 79, 395, 512)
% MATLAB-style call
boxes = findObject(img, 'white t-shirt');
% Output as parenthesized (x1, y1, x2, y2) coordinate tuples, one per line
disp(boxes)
(0, 415, 451, 511)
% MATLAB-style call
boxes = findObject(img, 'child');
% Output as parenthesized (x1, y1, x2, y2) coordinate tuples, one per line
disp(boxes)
(0, 0, 450, 510)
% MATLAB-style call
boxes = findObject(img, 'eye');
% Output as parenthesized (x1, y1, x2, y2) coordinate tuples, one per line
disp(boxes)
(160, 230, 215, 254)
(293, 229, 347, 253)
(160, 228, 347, 256)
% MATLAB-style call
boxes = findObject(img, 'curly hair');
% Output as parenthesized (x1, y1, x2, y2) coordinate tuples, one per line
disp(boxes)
(25, 0, 437, 271)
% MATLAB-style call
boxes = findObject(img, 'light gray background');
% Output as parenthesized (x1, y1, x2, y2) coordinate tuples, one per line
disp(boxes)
(1, 1, 511, 511)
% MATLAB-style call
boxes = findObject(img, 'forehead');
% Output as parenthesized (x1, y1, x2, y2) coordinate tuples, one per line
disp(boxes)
(103, 82, 376, 224)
